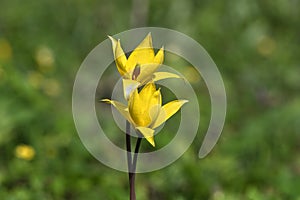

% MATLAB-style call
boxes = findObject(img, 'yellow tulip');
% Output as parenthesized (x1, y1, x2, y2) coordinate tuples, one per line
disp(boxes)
(102, 82, 188, 147)
(108, 33, 181, 99)
(15, 144, 35, 161)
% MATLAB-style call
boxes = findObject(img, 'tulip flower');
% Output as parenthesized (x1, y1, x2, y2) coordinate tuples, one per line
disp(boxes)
(108, 33, 181, 99)
(102, 82, 188, 147)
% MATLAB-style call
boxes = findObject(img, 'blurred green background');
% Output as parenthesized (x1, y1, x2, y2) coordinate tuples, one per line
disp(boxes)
(1, 0, 300, 199)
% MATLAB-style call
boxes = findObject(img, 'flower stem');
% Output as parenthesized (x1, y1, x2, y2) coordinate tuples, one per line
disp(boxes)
(126, 121, 143, 200)
(133, 137, 142, 173)
(130, 135, 142, 200)
(126, 121, 136, 200)
(126, 121, 132, 176)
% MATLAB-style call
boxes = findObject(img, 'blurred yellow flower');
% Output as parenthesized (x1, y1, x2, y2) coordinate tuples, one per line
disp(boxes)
(42, 78, 61, 97)
(102, 82, 188, 146)
(27, 71, 44, 89)
(35, 46, 55, 72)
(15, 144, 35, 161)
(27, 71, 61, 96)
(109, 33, 181, 99)
(0, 38, 12, 61)
(256, 36, 276, 57)
(0, 65, 5, 81)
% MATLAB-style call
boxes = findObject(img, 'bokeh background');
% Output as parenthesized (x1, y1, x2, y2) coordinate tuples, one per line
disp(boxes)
(1, 0, 300, 199)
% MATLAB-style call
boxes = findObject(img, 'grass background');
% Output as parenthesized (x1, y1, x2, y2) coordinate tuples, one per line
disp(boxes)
(1, 0, 300, 199)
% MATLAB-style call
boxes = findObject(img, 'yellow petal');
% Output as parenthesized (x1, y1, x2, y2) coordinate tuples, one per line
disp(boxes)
(139, 83, 161, 120)
(152, 100, 188, 129)
(126, 33, 155, 73)
(122, 79, 140, 100)
(108, 35, 117, 56)
(136, 127, 155, 147)
(128, 89, 150, 127)
(148, 88, 162, 126)
(115, 40, 128, 76)
(138, 82, 156, 102)
(128, 83, 160, 127)
(149, 104, 161, 127)
(108, 36, 128, 76)
(128, 89, 146, 126)
(101, 99, 135, 125)
(153, 47, 164, 64)
(136, 63, 160, 84)
(132, 47, 164, 84)
(152, 72, 181, 82)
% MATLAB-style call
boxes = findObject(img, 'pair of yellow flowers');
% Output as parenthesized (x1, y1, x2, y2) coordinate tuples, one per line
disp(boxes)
(102, 33, 188, 147)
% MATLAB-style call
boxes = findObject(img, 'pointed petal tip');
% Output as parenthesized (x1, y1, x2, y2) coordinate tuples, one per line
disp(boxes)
(108, 35, 116, 42)
(144, 33, 153, 44)
(182, 100, 189, 104)
(101, 99, 110, 102)
(152, 72, 181, 82)
(101, 99, 113, 104)
(136, 127, 155, 147)
(151, 141, 155, 147)
(146, 137, 155, 147)
(177, 99, 189, 106)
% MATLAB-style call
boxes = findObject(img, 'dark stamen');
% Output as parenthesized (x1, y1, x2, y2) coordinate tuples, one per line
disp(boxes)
(132, 64, 141, 80)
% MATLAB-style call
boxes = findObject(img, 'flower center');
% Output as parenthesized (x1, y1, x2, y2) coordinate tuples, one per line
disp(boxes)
(132, 64, 140, 80)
